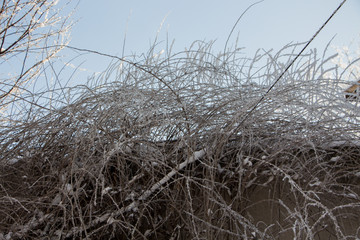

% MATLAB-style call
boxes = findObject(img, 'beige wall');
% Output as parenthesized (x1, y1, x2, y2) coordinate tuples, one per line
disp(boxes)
(242, 179, 360, 239)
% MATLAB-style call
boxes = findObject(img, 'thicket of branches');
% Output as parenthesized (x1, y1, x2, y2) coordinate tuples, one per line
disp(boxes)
(1, 39, 360, 239)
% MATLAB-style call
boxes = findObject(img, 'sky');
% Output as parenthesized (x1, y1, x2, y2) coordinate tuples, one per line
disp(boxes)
(65, 0, 360, 79)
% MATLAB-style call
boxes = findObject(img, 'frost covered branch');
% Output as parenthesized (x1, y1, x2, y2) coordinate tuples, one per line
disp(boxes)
(1, 40, 360, 239)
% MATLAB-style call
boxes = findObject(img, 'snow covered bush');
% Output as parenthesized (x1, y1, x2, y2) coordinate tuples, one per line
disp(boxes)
(1, 41, 360, 239)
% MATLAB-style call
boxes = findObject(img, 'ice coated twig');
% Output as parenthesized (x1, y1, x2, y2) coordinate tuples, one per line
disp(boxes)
(121, 148, 206, 213)
(138, 149, 206, 201)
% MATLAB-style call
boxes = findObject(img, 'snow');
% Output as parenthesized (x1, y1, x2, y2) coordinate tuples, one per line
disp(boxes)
(65, 183, 73, 195)
(101, 187, 112, 196)
(322, 140, 360, 148)
(330, 156, 341, 162)
(107, 216, 115, 224)
(345, 193, 358, 199)
(125, 191, 136, 201)
(51, 194, 62, 206)
(7, 158, 20, 164)
(243, 157, 252, 167)
(309, 178, 321, 187)
(217, 164, 224, 174)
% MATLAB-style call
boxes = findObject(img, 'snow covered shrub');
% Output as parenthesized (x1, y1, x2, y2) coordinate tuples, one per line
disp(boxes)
(1, 41, 360, 239)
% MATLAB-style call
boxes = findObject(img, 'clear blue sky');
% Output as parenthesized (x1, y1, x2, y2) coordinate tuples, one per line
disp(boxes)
(67, 0, 360, 80)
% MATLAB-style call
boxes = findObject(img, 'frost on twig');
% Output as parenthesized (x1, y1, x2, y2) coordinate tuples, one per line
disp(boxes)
(1, 41, 360, 239)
